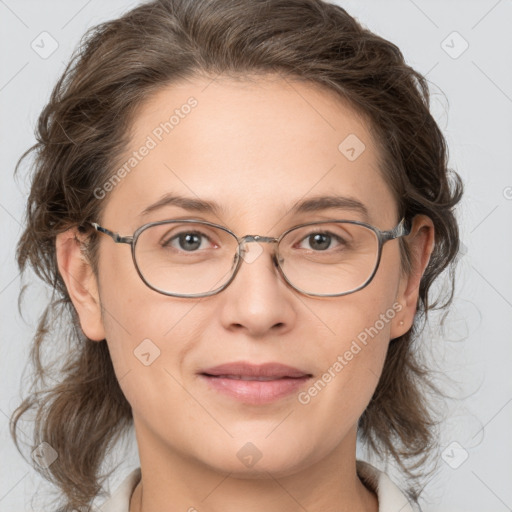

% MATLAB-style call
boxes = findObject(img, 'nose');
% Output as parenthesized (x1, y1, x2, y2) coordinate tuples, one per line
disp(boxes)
(219, 236, 295, 335)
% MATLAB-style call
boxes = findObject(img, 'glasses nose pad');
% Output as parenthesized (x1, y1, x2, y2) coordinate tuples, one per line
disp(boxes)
(274, 252, 284, 268)
(232, 241, 252, 267)
(232, 249, 240, 269)
(236, 242, 247, 263)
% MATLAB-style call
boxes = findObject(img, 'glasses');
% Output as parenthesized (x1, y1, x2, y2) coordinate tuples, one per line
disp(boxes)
(89, 217, 411, 298)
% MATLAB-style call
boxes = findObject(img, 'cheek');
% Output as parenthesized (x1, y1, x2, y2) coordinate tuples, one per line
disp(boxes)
(96, 239, 174, 339)
(298, 257, 402, 416)
(96, 249, 200, 406)
(99, 290, 203, 425)
(303, 300, 396, 404)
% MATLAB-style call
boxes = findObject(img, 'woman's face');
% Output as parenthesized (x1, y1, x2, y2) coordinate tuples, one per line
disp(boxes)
(68, 74, 423, 478)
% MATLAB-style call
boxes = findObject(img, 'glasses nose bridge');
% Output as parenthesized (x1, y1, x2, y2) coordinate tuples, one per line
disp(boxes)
(237, 234, 281, 260)
(238, 234, 279, 248)
(240, 234, 279, 244)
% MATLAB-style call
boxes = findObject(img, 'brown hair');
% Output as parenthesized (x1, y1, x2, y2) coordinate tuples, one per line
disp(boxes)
(11, 0, 463, 510)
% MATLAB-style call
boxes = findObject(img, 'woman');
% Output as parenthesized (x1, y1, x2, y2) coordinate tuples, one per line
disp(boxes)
(10, 0, 463, 511)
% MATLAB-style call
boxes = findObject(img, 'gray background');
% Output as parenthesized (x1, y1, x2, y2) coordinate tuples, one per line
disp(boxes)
(1, 0, 511, 511)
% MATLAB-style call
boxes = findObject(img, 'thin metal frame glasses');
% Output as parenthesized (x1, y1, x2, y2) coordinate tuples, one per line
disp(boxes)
(89, 217, 412, 298)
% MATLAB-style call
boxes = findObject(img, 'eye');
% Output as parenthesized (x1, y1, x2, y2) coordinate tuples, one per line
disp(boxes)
(162, 230, 216, 252)
(297, 230, 348, 251)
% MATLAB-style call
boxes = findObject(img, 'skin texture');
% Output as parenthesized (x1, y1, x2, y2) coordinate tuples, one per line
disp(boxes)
(56, 74, 435, 512)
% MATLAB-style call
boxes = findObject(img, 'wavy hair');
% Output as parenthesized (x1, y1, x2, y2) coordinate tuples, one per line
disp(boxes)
(11, 0, 463, 510)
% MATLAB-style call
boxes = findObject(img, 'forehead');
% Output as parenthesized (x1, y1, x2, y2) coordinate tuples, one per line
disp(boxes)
(102, 74, 396, 231)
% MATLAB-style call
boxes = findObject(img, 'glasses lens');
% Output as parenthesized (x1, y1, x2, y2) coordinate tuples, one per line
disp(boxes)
(134, 221, 238, 296)
(133, 221, 379, 297)
(278, 221, 379, 295)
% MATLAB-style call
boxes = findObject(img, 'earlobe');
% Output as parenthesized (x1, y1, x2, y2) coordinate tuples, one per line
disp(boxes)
(55, 228, 105, 341)
(390, 214, 435, 339)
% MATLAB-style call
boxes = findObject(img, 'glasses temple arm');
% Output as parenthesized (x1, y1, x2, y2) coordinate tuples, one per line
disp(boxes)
(384, 217, 412, 241)
(89, 222, 133, 244)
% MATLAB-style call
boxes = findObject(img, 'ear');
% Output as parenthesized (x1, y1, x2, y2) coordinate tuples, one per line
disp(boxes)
(390, 214, 435, 339)
(55, 228, 105, 341)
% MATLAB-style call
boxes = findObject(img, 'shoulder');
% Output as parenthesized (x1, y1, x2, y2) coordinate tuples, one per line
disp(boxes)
(98, 467, 141, 512)
(356, 460, 419, 512)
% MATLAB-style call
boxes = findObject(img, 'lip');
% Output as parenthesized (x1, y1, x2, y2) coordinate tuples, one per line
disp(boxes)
(200, 361, 311, 378)
(198, 361, 313, 405)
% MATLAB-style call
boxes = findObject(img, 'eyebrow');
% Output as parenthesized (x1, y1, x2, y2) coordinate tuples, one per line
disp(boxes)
(140, 193, 370, 222)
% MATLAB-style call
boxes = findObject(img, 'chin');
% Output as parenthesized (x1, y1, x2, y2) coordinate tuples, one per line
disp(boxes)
(193, 441, 314, 480)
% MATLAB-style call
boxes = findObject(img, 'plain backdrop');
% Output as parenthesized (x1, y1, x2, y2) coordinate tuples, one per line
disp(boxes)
(1, 1, 511, 511)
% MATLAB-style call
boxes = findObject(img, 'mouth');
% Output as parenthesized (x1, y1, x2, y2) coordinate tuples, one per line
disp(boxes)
(201, 374, 302, 381)
(198, 361, 313, 404)
(199, 361, 312, 379)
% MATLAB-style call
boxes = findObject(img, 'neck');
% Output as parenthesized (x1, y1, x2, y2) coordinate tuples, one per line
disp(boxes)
(129, 419, 378, 512)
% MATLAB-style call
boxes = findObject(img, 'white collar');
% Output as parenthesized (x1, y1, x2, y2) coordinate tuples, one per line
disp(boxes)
(356, 460, 416, 512)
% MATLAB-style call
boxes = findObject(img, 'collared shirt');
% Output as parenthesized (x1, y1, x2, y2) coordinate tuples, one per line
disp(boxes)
(99, 460, 416, 512)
